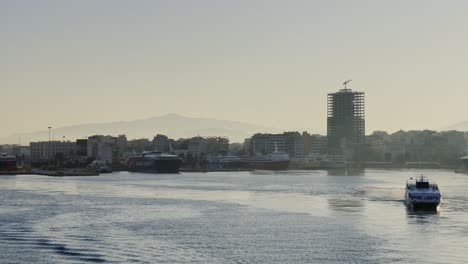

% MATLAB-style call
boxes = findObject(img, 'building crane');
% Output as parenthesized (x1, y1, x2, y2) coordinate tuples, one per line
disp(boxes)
(343, 80, 352, 91)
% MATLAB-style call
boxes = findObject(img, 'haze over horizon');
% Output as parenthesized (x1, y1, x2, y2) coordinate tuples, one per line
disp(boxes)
(3, 0, 468, 138)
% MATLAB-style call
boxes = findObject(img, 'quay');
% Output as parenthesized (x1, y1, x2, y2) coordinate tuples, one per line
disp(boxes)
(0, 169, 99, 177)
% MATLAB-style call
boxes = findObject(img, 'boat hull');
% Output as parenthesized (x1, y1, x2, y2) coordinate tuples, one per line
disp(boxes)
(405, 191, 441, 211)
(127, 158, 181, 173)
(406, 201, 440, 211)
(241, 160, 290, 170)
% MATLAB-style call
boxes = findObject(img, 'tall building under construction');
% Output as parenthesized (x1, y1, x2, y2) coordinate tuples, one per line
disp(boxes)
(327, 85, 365, 151)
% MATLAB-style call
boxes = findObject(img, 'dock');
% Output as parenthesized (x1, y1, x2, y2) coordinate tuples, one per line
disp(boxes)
(0, 169, 99, 177)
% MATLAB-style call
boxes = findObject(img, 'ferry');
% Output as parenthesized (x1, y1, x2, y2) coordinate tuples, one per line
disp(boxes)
(0, 153, 17, 172)
(240, 151, 290, 170)
(127, 151, 182, 173)
(290, 155, 321, 170)
(405, 175, 441, 211)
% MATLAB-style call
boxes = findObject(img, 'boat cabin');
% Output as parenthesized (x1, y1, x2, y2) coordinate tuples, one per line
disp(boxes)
(407, 175, 438, 190)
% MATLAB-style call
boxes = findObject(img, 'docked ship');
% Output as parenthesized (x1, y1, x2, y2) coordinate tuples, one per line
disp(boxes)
(0, 153, 17, 172)
(207, 155, 242, 170)
(405, 175, 441, 211)
(290, 154, 321, 169)
(241, 151, 290, 170)
(462, 156, 468, 170)
(320, 155, 347, 169)
(127, 151, 182, 173)
(87, 160, 112, 173)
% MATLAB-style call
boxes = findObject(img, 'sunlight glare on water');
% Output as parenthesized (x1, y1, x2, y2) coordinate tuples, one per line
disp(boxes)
(1, 169, 467, 263)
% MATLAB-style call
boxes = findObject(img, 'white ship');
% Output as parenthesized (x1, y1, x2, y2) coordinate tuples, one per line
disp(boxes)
(405, 175, 441, 211)
(87, 160, 112, 173)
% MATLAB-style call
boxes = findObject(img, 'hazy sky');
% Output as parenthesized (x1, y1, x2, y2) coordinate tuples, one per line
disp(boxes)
(2, 0, 468, 138)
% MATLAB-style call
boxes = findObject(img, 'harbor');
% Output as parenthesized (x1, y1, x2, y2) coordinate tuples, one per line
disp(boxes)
(1, 168, 467, 264)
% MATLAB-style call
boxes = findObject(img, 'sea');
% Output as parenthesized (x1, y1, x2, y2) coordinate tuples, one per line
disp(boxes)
(0, 169, 467, 264)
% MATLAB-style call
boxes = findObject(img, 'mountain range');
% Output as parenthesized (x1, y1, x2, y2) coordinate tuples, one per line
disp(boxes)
(442, 120, 468, 132)
(0, 114, 281, 144)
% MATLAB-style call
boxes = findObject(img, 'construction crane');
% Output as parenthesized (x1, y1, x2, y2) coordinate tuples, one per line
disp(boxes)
(343, 80, 352, 91)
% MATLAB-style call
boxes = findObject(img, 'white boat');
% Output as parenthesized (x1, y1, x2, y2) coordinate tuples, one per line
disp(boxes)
(241, 152, 290, 170)
(88, 160, 113, 173)
(405, 175, 441, 211)
(320, 155, 347, 169)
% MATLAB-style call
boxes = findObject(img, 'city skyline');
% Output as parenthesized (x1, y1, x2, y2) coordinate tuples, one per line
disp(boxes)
(3, 1, 468, 138)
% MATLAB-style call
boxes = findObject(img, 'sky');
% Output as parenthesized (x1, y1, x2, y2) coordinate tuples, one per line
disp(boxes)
(2, 0, 468, 138)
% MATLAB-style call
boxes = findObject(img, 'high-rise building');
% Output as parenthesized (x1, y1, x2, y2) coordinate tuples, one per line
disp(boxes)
(327, 87, 365, 151)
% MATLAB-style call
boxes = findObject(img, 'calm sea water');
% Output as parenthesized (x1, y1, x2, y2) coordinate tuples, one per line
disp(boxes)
(0, 169, 467, 264)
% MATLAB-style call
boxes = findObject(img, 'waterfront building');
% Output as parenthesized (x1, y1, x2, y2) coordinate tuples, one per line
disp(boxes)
(206, 137, 229, 155)
(283, 132, 304, 158)
(302, 132, 312, 155)
(30, 141, 77, 162)
(365, 134, 386, 161)
(383, 142, 406, 162)
(115, 135, 128, 161)
(13, 146, 31, 165)
(0, 144, 19, 156)
(249, 133, 285, 156)
(310, 134, 328, 155)
(128, 138, 152, 153)
(243, 138, 251, 155)
(249, 132, 304, 158)
(152, 134, 171, 153)
(462, 156, 468, 170)
(188, 136, 208, 156)
(87, 135, 115, 164)
(76, 139, 88, 157)
(250, 133, 270, 155)
(327, 87, 365, 152)
(465, 132, 468, 154)
(446, 130, 466, 154)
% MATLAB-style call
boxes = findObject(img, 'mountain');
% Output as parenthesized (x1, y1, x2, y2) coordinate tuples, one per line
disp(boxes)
(442, 120, 468, 132)
(0, 114, 281, 144)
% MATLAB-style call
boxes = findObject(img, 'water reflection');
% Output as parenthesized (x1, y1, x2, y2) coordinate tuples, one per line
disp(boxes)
(327, 168, 365, 176)
(406, 208, 440, 216)
(327, 198, 365, 213)
(406, 207, 440, 226)
(1, 170, 467, 264)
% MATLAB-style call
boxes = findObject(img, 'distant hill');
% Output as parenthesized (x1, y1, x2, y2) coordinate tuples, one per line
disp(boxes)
(0, 114, 280, 144)
(442, 120, 468, 132)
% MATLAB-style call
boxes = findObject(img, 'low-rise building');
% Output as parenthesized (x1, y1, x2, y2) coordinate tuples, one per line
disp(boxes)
(188, 136, 207, 157)
(152, 134, 171, 153)
(30, 141, 76, 162)
(87, 135, 114, 164)
(283, 132, 304, 158)
(249, 133, 285, 155)
(206, 137, 229, 155)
